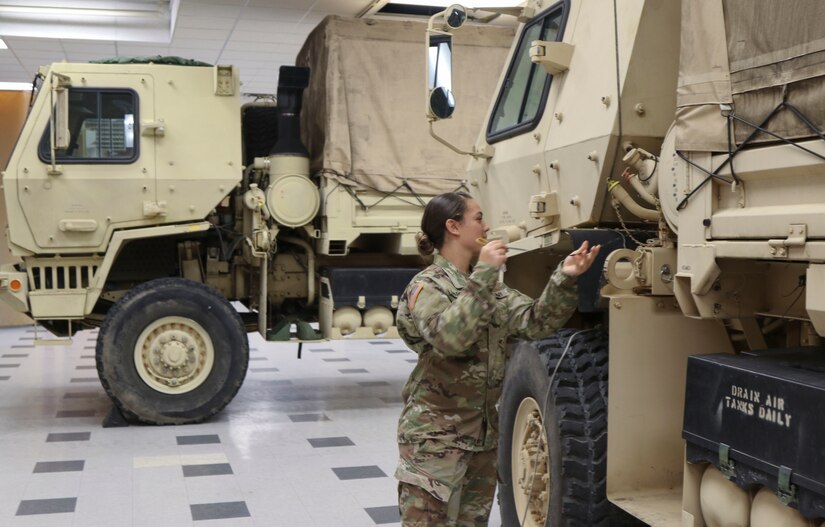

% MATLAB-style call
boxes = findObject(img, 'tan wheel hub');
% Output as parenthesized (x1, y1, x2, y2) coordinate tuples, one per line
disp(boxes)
(512, 397, 550, 527)
(134, 316, 214, 394)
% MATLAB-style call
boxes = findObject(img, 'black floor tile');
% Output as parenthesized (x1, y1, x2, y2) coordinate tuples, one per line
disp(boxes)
(365, 505, 401, 524)
(56, 409, 96, 418)
(16, 497, 77, 516)
(288, 413, 330, 423)
(182, 463, 233, 477)
(191, 501, 250, 521)
(308, 436, 354, 448)
(33, 460, 85, 473)
(332, 465, 386, 480)
(46, 432, 91, 442)
(177, 434, 220, 445)
(63, 392, 98, 399)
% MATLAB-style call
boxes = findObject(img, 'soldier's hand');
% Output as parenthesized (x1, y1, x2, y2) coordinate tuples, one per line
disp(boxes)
(478, 239, 508, 270)
(561, 241, 601, 277)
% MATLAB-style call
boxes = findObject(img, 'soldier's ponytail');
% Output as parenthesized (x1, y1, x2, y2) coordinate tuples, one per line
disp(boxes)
(418, 191, 472, 256)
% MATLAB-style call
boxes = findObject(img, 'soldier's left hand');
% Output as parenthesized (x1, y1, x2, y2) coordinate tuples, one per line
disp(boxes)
(561, 241, 601, 277)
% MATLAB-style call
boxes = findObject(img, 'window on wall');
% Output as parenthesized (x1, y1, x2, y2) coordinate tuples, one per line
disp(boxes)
(487, 1, 568, 142)
(39, 89, 138, 163)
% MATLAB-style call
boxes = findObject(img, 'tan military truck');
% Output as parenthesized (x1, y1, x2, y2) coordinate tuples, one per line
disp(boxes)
(429, 1, 825, 526)
(0, 15, 513, 424)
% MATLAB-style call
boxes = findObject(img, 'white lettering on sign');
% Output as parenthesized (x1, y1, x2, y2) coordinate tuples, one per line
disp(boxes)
(724, 384, 792, 428)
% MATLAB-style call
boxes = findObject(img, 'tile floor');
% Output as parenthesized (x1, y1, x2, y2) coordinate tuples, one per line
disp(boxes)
(0, 326, 503, 526)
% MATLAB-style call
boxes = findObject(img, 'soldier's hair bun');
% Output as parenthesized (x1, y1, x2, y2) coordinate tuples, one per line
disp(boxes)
(416, 231, 435, 256)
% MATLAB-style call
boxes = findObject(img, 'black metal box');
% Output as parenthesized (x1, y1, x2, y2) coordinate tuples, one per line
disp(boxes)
(683, 350, 825, 517)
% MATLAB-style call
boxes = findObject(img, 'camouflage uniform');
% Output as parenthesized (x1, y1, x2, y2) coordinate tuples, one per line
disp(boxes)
(395, 254, 578, 526)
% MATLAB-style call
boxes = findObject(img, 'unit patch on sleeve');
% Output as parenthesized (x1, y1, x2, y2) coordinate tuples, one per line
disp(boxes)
(408, 283, 425, 310)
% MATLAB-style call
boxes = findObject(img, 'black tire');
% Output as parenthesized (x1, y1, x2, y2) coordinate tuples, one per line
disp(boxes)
(96, 278, 249, 425)
(498, 328, 610, 527)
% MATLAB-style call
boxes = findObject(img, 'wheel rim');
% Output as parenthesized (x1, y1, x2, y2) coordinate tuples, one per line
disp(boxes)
(134, 316, 214, 395)
(512, 396, 551, 527)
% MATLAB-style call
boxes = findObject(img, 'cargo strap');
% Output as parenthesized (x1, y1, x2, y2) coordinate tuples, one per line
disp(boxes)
(777, 465, 798, 506)
(718, 443, 735, 479)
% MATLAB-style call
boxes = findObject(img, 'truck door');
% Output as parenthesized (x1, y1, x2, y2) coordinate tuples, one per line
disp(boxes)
(18, 71, 156, 252)
(471, 3, 569, 236)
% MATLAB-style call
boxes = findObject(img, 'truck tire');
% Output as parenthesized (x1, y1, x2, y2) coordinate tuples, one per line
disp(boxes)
(498, 328, 610, 527)
(96, 277, 249, 425)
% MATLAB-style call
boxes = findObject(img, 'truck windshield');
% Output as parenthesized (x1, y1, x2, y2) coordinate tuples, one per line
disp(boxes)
(38, 88, 138, 163)
(487, 1, 567, 142)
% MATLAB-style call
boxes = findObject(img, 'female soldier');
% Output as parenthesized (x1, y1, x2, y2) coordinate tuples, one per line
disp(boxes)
(395, 191, 599, 526)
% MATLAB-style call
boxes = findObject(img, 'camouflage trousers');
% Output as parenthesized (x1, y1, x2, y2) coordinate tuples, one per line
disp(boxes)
(396, 441, 497, 526)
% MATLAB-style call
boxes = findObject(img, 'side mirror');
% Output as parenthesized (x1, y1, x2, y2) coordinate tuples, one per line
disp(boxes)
(428, 86, 455, 120)
(445, 4, 467, 29)
(426, 33, 454, 120)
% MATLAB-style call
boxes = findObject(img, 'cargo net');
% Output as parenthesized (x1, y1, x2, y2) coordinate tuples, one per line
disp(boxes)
(318, 168, 470, 211)
(676, 91, 825, 211)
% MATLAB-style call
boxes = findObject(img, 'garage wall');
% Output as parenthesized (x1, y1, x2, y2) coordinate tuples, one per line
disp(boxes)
(0, 90, 33, 327)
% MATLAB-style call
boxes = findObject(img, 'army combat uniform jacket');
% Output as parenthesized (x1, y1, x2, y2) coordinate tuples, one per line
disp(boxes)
(395, 254, 577, 500)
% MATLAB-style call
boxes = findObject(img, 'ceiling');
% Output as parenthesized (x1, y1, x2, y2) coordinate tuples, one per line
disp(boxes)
(0, 0, 494, 101)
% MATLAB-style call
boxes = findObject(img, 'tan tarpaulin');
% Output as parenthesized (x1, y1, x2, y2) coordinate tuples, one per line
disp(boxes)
(297, 16, 514, 195)
(676, 0, 825, 151)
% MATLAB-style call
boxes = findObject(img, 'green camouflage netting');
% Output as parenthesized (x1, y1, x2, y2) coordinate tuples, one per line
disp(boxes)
(91, 56, 211, 67)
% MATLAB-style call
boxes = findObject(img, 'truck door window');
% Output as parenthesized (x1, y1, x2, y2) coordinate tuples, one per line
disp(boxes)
(38, 89, 138, 163)
(487, 1, 567, 142)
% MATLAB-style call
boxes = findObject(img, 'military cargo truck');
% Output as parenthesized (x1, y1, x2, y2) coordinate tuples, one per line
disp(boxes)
(427, 1, 825, 526)
(0, 15, 513, 424)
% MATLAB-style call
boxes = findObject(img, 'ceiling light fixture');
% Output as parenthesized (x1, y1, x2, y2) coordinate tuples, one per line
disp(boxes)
(0, 0, 179, 43)
(0, 81, 34, 91)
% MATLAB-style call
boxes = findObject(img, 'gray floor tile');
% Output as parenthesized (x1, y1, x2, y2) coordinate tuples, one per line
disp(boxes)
(83, 346, 96, 349)
(10, 344, 34, 349)
(339, 368, 368, 374)
(56, 409, 96, 418)
(2, 353, 28, 358)
(379, 396, 404, 404)
(177, 434, 221, 445)
(358, 381, 390, 387)
(75, 365, 96, 370)
(34, 460, 85, 473)
(0, 376, 9, 381)
(369, 341, 393, 345)
(70, 377, 98, 383)
(182, 463, 233, 477)
(365, 505, 401, 524)
(323, 357, 350, 362)
(332, 465, 387, 480)
(16, 497, 77, 516)
(191, 501, 250, 521)
(406, 359, 418, 363)
(310, 348, 335, 352)
(288, 413, 330, 422)
(250, 367, 279, 372)
(0, 363, 20, 368)
(80, 355, 95, 359)
(308, 436, 354, 448)
(248, 357, 267, 361)
(46, 432, 91, 442)
(385, 349, 411, 353)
